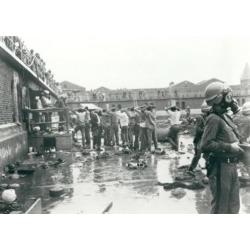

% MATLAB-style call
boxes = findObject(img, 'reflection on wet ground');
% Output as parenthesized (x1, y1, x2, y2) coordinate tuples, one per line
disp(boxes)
(6, 135, 250, 214)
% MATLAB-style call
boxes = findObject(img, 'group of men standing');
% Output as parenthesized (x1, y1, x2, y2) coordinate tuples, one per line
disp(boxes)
(71, 103, 159, 152)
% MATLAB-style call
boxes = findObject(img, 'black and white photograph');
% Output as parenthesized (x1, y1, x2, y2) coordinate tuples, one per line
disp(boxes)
(1, 0, 250, 220)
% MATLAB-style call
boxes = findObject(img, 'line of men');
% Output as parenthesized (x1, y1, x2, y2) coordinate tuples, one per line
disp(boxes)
(70, 103, 161, 152)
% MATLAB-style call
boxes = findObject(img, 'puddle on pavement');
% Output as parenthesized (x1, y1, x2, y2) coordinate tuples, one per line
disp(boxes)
(4, 134, 250, 214)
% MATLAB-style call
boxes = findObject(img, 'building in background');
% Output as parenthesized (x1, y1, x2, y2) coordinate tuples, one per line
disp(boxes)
(60, 81, 87, 102)
(66, 63, 250, 111)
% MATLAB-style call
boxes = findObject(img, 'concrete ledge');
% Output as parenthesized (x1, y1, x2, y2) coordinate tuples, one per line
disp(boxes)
(0, 123, 23, 141)
(0, 128, 28, 170)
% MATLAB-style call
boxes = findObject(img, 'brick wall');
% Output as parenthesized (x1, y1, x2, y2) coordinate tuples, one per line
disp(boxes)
(0, 57, 14, 124)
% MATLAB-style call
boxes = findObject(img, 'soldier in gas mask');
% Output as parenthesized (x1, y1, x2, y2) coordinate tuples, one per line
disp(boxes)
(201, 82, 243, 214)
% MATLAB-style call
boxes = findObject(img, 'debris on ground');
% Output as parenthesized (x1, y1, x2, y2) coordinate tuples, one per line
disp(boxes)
(82, 149, 91, 156)
(159, 181, 206, 190)
(0, 201, 22, 214)
(9, 173, 20, 180)
(1, 189, 17, 204)
(171, 188, 186, 199)
(49, 186, 65, 198)
(17, 169, 35, 175)
(96, 151, 112, 160)
(154, 148, 166, 155)
(102, 201, 113, 214)
(126, 159, 147, 170)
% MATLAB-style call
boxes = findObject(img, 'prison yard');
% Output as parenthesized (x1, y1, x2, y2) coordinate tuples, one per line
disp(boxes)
(0, 36, 250, 214)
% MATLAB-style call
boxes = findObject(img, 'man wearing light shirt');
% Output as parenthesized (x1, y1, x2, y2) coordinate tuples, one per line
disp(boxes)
(164, 105, 182, 151)
(119, 109, 129, 146)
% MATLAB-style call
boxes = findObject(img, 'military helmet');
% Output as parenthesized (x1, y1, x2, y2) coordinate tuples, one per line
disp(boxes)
(204, 82, 232, 106)
(242, 102, 250, 116)
(201, 100, 211, 113)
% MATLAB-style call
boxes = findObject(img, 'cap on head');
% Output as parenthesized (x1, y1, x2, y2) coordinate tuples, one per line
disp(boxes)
(43, 90, 50, 95)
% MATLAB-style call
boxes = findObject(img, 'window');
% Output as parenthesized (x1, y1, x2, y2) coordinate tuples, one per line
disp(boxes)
(242, 98, 246, 104)
(181, 101, 186, 109)
(11, 71, 20, 123)
(122, 92, 127, 99)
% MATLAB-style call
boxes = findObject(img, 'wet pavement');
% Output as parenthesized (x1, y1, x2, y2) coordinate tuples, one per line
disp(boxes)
(2, 134, 250, 214)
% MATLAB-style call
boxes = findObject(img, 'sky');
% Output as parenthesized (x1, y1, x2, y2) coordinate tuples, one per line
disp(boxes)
(7, 0, 250, 90)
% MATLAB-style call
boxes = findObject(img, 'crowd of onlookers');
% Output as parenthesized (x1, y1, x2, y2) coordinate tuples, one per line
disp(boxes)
(0, 36, 60, 93)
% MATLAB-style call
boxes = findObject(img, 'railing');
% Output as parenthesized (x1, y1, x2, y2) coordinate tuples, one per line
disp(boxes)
(23, 107, 70, 134)
(0, 36, 60, 94)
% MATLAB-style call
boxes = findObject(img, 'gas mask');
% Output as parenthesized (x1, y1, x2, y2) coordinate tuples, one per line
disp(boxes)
(220, 91, 241, 114)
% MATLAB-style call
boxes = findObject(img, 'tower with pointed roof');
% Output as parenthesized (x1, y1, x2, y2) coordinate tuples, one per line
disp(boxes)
(241, 63, 250, 86)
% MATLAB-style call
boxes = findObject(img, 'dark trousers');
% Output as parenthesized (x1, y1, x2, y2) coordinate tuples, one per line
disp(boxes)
(152, 127, 158, 149)
(140, 127, 148, 151)
(146, 128, 153, 151)
(75, 124, 86, 147)
(129, 124, 140, 150)
(121, 126, 129, 146)
(209, 162, 240, 214)
(92, 125, 102, 149)
(103, 126, 111, 146)
(128, 124, 135, 147)
(189, 144, 202, 171)
(84, 124, 91, 146)
(110, 124, 119, 146)
(165, 124, 180, 151)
